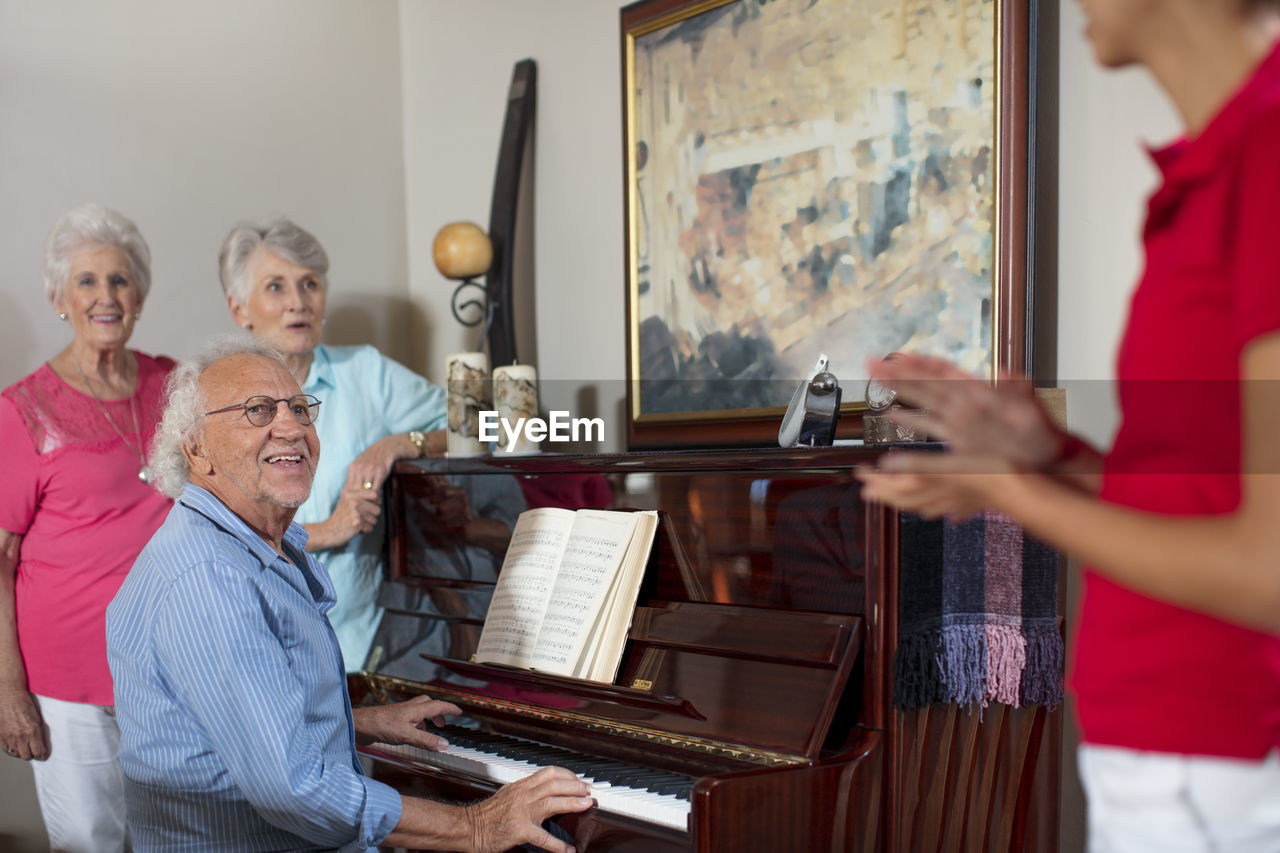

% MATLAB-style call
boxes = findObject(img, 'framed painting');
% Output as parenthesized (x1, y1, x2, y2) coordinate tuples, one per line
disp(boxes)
(621, 0, 1056, 449)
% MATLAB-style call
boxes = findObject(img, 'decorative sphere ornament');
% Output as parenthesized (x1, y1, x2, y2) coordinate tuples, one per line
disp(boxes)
(432, 222, 493, 280)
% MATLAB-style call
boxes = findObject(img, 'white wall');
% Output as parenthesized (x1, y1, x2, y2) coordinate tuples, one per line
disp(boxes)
(1057, 2, 1179, 446)
(0, 0, 414, 391)
(0, 1, 410, 847)
(399, 0, 630, 442)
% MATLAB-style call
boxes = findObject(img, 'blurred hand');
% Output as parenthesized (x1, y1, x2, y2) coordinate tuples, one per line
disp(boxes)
(0, 687, 49, 761)
(856, 451, 1018, 522)
(433, 484, 473, 533)
(419, 476, 473, 534)
(869, 353, 1065, 470)
(466, 767, 594, 853)
(353, 695, 461, 751)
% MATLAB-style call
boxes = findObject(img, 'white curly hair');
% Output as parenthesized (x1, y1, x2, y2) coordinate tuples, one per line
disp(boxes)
(44, 203, 152, 303)
(149, 333, 288, 498)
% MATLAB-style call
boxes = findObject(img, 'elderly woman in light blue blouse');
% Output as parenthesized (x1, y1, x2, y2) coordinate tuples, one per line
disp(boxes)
(218, 218, 446, 670)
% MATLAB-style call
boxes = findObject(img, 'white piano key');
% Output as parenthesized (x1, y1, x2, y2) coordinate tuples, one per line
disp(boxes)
(368, 740, 691, 832)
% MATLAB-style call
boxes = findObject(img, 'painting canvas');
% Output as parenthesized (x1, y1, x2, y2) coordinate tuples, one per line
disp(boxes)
(623, 0, 1020, 447)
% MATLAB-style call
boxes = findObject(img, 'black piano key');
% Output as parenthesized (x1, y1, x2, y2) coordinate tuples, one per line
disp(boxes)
(508, 746, 561, 762)
(447, 730, 507, 745)
(417, 721, 698, 797)
(590, 766, 636, 784)
(640, 773, 688, 793)
(650, 779, 692, 795)
(451, 731, 500, 743)
(557, 758, 605, 773)
(601, 769, 666, 786)
(608, 770, 672, 788)
(576, 761, 635, 778)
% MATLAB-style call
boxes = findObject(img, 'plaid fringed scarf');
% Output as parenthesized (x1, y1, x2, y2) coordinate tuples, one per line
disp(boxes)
(893, 511, 1063, 710)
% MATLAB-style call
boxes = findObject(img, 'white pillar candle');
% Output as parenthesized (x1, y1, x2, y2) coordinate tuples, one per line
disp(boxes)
(445, 351, 491, 456)
(492, 363, 540, 454)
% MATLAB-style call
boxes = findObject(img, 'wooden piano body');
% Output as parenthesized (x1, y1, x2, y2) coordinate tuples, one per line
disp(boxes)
(353, 448, 1061, 851)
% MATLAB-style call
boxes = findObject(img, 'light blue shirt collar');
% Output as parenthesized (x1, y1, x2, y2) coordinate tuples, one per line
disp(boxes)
(305, 343, 338, 394)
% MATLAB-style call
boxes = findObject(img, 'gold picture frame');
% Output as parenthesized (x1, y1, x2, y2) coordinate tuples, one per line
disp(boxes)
(621, 0, 1054, 449)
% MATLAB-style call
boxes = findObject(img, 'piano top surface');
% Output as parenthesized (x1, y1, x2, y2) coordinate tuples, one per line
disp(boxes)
(394, 444, 909, 475)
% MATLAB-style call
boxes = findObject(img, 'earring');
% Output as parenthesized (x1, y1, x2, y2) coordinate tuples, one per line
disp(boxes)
(58, 313, 67, 321)
(134, 313, 142, 320)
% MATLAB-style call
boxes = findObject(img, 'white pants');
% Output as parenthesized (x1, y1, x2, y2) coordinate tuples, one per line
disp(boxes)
(1079, 743, 1280, 853)
(29, 694, 128, 853)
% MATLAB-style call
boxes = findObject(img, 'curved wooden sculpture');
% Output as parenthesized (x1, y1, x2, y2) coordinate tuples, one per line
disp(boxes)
(484, 59, 536, 368)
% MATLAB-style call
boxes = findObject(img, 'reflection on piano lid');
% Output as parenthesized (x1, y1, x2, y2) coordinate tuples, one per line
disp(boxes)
(367, 599, 864, 767)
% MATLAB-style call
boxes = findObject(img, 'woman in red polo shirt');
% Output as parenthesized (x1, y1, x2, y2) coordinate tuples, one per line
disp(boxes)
(857, 0, 1280, 849)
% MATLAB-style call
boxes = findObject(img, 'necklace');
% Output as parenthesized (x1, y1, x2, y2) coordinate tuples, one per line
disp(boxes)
(73, 356, 153, 484)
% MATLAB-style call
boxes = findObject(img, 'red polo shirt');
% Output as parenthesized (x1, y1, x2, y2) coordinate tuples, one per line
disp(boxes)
(1070, 41, 1280, 758)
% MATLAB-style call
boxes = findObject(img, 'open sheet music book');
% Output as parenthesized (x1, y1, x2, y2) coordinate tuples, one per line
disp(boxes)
(474, 507, 659, 683)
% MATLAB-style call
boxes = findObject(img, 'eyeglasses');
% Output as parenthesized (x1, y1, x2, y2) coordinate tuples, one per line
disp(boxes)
(204, 395, 322, 428)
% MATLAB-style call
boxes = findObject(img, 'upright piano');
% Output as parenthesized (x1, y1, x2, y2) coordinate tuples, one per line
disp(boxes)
(351, 447, 1061, 851)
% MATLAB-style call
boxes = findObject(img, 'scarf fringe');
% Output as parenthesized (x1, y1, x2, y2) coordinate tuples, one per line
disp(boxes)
(939, 624, 986, 708)
(984, 623, 1027, 707)
(893, 630, 945, 710)
(894, 623, 1063, 710)
(1020, 624, 1064, 710)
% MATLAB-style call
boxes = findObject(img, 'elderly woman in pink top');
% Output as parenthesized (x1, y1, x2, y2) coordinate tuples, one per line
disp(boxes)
(0, 204, 174, 852)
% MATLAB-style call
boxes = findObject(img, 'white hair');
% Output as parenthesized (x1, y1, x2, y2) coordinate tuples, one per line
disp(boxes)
(44, 203, 152, 304)
(217, 217, 329, 306)
(149, 333, 288, 498)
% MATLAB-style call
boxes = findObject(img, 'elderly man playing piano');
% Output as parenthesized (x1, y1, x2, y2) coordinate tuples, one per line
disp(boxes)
(105, 336, 591, 852)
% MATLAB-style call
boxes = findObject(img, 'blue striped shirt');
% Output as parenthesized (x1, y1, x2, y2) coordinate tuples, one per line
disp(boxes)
(106, 484, 402, 851)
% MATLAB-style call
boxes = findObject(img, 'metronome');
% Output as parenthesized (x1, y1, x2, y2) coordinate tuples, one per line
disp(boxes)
(778, 353, 842, 448)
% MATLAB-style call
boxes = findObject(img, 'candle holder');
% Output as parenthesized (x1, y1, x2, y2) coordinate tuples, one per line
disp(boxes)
(448, 278, 494, 348)
(434, 221, 496, 351)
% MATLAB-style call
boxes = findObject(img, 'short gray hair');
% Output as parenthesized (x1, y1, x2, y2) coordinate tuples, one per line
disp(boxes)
(218, 218, 329, 306)
(44, 203, 152, 304)
(149, 333, 288, 499)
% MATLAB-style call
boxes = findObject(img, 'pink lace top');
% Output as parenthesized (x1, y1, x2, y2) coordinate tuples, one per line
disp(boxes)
(0, 352, 175, 705)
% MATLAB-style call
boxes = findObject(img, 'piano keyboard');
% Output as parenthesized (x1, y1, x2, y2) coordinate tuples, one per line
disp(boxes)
(368, 724, 693, 832)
